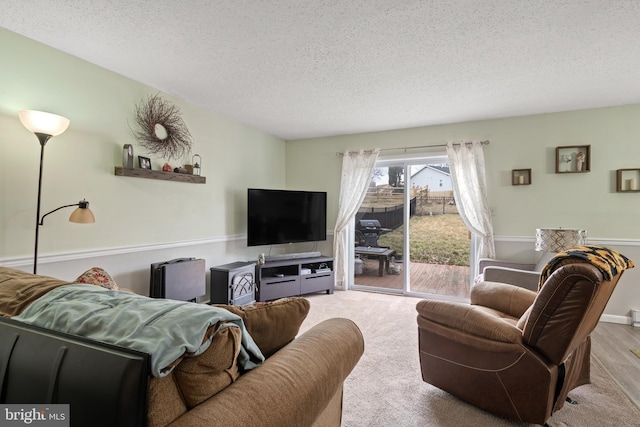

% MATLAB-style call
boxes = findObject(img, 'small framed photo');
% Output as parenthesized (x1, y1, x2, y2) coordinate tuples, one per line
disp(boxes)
(138, 156, 151, 169)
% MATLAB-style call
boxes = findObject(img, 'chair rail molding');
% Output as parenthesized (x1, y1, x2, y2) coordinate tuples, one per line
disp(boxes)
(0, 231, 336, 268)
(0, 236, 243, 268)
(494, 235, 640, 247)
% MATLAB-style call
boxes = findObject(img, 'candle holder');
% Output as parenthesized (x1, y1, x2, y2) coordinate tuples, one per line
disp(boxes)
(122, 144, 134, 169)
(511, 169, 531, 185)
(616, 169, 640, 192)
(192, 154, 202, 176)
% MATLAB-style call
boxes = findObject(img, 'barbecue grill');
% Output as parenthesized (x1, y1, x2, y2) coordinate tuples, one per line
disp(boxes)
(355, 219, 391, 247)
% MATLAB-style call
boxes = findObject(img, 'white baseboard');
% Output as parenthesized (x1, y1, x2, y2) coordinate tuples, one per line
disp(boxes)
(601, 314, 631, 325)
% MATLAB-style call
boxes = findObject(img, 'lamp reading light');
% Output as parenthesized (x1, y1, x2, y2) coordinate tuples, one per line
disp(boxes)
(40, 199, 96, 226)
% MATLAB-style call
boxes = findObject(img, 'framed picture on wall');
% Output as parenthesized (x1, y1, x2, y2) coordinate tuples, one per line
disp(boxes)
(138, 156, 151, 169)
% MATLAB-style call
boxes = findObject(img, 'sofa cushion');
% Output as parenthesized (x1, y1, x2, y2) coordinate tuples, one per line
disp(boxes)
(216, 297, 310, 358)
(172, 324, 242, 408)
(147, 374, 188, 427)
(75, 267, 120, 290)
(0, 267, 71, 317)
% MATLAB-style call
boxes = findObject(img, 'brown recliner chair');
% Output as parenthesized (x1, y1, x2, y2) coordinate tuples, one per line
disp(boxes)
(416, 250, 632, 425)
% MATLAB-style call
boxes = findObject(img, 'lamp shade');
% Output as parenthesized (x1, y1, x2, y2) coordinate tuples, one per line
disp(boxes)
(19, 110, 70, 136)
(68, 200, 95, 224)
(535, 228, 587, 252)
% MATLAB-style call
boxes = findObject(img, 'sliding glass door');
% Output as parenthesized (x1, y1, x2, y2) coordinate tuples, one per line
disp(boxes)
(353, 163, 407, 292)
(353, 155, 470, 299)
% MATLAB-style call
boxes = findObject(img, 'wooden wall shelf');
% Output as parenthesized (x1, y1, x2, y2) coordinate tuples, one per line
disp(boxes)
(512, 169, 531, 185)
(555, 145, 591, 173)
(114, 166, 206, 184)
(616, 169, 640, 192)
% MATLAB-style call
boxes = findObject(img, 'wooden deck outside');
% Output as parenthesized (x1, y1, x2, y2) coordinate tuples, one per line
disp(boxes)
(354, 258, 470, 298)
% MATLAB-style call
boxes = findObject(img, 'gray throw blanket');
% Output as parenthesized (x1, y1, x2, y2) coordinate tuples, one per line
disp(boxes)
(13, 284, 264, 377)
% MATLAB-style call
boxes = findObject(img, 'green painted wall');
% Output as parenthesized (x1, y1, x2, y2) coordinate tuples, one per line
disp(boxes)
(285, 105, 640, 318)
(287, 104, 640, 240)
(0, 27, 285, 260)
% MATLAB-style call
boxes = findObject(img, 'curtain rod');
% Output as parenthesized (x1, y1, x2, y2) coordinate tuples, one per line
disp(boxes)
(336, 140, 489, 156)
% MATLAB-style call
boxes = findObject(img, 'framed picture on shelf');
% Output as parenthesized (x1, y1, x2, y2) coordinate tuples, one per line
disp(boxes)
(555, 145, 590, 173)
(138, 156, 151, 169)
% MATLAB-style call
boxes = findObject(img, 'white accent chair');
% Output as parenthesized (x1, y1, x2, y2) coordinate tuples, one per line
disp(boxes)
(477, 228, 588, 292)
(476, 257, 549, 291)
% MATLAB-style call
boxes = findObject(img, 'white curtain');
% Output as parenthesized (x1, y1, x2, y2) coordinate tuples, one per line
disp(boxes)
(333, 149, 380, 289)
(446, 141, 495, 263)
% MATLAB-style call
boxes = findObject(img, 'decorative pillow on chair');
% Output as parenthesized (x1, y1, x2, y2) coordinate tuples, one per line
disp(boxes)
(216, 297, 310, 358)
(75, 267, 120, 290)
(172, 324, 242, 408)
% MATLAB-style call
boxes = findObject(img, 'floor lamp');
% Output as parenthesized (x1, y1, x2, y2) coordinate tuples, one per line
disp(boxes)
(19, 110, 96, 274)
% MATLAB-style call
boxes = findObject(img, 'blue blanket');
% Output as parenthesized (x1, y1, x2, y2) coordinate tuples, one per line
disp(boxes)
(13, 284, 264, 377)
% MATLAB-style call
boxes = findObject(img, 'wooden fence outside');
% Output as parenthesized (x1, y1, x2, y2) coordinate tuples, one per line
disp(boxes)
(356, 197, 416, 230)
(359, 186, 458, 219)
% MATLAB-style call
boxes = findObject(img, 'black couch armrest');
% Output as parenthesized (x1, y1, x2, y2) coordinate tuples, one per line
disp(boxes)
(0, 317, 149, 427)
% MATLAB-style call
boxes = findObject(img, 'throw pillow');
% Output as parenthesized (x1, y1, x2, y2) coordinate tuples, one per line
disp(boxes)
(172, 324, 242, 408)
(216, 297, 310, 358)
(146, 374, 188, 427)
(75, 267, 120, 290)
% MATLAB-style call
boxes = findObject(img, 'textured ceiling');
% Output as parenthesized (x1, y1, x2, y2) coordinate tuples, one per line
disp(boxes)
(2, 1, 640, 140)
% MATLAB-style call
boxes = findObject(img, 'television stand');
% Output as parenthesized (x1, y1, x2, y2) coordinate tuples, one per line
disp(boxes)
(256, 256, 334, 302)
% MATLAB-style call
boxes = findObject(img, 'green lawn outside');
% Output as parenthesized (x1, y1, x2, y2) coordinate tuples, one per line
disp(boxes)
(377, 214, 470, 266)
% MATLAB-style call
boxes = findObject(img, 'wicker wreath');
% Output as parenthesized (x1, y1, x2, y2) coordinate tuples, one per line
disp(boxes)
(131, 93, 192, 161)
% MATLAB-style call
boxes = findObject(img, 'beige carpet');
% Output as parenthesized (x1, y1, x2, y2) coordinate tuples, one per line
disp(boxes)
(300, 290, 640, 427)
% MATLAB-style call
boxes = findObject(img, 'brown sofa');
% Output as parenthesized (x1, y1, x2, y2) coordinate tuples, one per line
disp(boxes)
(0, 267, 364, 427)
(416, 248, 632, 425)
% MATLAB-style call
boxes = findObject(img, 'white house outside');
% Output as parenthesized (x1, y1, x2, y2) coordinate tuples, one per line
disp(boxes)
(372, 164, 452, 192)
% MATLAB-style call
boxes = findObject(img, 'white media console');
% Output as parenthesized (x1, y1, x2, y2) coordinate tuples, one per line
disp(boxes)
(256, 255, 334, 302)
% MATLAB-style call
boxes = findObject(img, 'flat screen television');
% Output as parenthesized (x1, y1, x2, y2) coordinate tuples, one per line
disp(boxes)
(247, 188, 327, 247)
